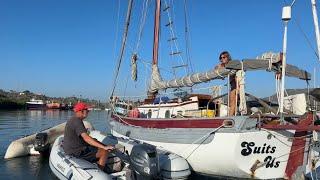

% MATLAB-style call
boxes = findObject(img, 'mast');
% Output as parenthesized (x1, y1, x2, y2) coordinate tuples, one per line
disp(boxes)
(311, 0, 320, 61)
(152, 0, 161, 65)
(147, 0, 161, 100)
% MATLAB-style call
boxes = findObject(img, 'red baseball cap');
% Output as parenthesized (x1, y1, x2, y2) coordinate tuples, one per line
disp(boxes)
(73, 102, 90, 112)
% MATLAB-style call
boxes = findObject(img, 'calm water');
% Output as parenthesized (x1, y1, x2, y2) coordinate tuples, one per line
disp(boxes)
(0, 110, 213, 180)
(0, 110, 110, 180)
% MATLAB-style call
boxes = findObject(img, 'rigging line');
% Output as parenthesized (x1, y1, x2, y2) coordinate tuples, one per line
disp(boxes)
(138, 58, 175, 74)
(110, 0, 134, 98)
(164, 0, 188, 75)
(169, 0, 185, 67)
(144, 60, 148, 94)
(169, 8, 186, 74)
(293, 15, 319, 59)
(134, 0, 150, 52)
(291, 0, 297, 7)
(183, 0, 194, 74)
(283, 0, 319, 59)
(111, 0, 121, 73)
(182, 125, 225, 160)
(123, 73, 130, 98)
(164, 0, 177, 76)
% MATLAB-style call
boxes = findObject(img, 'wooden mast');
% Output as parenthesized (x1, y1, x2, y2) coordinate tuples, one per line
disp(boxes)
(145, 0, 161, 103)
(152, 0, 161, 65)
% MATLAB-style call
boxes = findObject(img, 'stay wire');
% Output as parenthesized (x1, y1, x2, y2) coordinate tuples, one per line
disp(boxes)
(183, 0, 194, 74)
(283, 0, 319, 59)
(110, 0, 134, 99)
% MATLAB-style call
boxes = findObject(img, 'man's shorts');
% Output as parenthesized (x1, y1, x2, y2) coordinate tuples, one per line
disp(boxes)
(77, 146, 98, 163)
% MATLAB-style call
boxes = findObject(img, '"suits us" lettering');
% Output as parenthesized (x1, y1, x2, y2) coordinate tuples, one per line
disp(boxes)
(241, 141, 280, 168)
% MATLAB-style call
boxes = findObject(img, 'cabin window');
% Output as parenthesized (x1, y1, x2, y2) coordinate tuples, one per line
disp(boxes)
(165, 110, 170, 118)
(147, 109, 152, 118)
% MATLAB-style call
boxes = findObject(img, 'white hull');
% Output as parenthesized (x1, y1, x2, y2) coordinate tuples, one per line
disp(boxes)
(112, 130, 293, 179)
(109, 116, 316, 179)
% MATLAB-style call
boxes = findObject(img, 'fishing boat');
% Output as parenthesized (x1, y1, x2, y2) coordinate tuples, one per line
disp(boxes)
(107, 0, 320, 179)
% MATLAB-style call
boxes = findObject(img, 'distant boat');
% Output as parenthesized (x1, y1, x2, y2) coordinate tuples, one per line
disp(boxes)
(26, 98, 46, 110)
(46, 102, 60, 109)
(60, 103, 73, 110)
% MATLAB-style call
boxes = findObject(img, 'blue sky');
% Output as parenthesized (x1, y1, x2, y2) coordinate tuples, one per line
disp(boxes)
(0, 0, 319, 101)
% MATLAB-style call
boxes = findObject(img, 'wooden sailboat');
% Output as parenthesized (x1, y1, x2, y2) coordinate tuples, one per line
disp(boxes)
(109, 0, 320, 179)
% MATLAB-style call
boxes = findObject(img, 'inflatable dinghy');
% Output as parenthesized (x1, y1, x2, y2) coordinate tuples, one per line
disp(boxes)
(5, 121, 93, 159)
(49, 130, 191, 180)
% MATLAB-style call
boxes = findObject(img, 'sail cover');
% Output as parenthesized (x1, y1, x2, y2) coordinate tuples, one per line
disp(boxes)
(149, 64, 236, 93)
(148, 59, 311, 94)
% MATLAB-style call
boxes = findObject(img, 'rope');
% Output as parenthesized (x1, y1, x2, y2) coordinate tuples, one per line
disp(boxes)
(111, 106, 139, 128)
(111, 0, 121, 69)
(237, 61, 247, 115)
(267, 58, 272, 71)
(164, 0, 188, 75)
(214, 69, 225, 79)
(282, 0, 319, 60)
(134, 0, 150, 53)
(183, 0, 194, 74)
(110, 0, 134, 98)
(178, 124, 225, 159)
(275, 75, 282, 114)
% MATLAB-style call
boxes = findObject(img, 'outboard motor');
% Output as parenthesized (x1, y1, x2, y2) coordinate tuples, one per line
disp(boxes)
(159, 153, 191, 180)
(130, 144, 159, 180)
(34, 132, 50, 153)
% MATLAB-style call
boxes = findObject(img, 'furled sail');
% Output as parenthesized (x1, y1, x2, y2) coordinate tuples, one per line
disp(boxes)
(148, 59, 311, 94)
(131, 54, 138, 81)
(149, 64, 236, 93)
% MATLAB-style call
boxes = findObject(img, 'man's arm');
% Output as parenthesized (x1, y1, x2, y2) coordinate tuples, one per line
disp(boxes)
(81, 133, 114, 151)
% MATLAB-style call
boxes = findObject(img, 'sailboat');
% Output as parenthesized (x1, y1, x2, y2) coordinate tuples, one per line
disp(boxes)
(108, 0, 320, 179)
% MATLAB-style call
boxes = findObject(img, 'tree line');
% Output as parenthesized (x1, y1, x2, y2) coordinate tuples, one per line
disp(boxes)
(0, 89, 109, 110)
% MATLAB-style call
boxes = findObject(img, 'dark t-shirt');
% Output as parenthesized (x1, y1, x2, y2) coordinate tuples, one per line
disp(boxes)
(63, 116, 88, 156)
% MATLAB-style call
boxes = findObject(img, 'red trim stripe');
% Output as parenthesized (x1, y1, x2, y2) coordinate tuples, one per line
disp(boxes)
(112, 114, 318, 131)
(112, 115, 225, 128)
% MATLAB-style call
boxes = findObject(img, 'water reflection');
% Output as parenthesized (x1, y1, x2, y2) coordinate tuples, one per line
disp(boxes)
(28, 110, 44, 120)
(1, 155, 56, 180)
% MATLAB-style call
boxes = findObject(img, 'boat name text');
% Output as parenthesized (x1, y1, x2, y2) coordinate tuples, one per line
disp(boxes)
(241, 141, 280, 168)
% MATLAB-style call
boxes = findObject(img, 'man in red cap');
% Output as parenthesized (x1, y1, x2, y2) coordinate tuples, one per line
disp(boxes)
(63, 102, 114, 170)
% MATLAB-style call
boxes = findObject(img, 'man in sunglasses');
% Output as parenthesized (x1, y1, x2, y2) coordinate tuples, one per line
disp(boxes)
(63, 102, 114, 170)
(215, 51, 237, 116)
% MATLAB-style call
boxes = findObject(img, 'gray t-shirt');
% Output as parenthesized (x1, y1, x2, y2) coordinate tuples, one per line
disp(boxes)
(63, 116, 88, 155)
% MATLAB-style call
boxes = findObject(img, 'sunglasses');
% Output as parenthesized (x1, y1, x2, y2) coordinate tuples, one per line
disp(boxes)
(220, 56, 227, 60)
